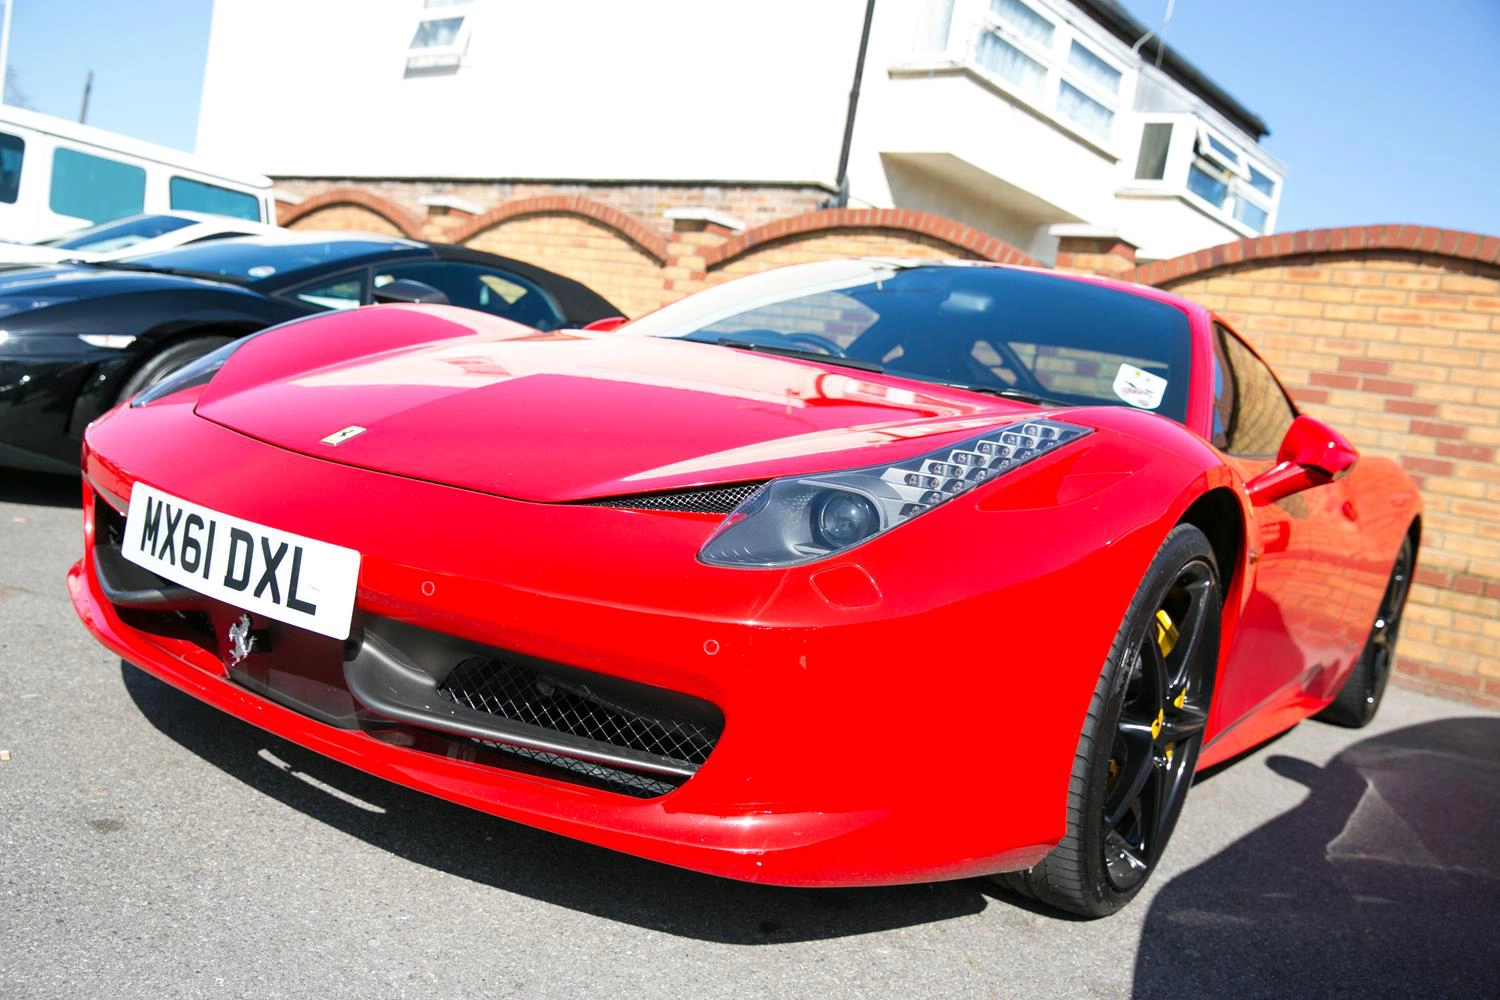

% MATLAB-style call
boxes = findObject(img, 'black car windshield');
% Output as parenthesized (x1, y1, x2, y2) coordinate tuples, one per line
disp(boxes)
(125, 237, 414, 282)
(50, 214, 195, 251)
(622, 260, 1193, 422)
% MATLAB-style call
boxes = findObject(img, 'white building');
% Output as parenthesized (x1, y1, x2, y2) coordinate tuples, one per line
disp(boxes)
(196, 0, 1283, 263)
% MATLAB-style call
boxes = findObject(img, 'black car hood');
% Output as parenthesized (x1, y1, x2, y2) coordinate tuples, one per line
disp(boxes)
(0, 263, 251, 304)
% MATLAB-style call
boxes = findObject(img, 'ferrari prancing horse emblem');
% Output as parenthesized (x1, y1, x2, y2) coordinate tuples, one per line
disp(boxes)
(227, 614, 254, 666)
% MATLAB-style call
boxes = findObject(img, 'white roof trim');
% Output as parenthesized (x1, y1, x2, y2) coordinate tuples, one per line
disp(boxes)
(664, 207, 747, 232)
(419, 194, 486, 215)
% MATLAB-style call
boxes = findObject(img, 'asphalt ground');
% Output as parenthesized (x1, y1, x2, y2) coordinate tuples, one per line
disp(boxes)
(2, 471, 1496, 1000)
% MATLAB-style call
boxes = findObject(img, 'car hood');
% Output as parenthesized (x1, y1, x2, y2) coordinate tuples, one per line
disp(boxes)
(0, 262, 240, 304)
(194, 304, 1042, 502)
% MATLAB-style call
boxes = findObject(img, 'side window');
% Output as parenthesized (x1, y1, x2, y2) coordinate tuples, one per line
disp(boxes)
(0, 131, 24, 204)
(373, 261, 565, 331)
(1214, 324, 1296, 458)
(50, 147, 146, 224)
(287, 271, 367, 311)
(169, 176, 262, 221)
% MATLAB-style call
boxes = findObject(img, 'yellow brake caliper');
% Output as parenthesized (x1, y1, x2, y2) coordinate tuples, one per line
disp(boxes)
(1155, 608, 1185, 762)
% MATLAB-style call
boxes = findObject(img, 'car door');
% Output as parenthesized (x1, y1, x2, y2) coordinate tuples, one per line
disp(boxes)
(1209, 323, 1363, 727)
(371, 260, 567, 331)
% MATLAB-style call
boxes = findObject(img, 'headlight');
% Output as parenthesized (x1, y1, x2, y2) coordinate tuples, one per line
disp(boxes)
(130, 333, 260, 406)
(698, 418, 1091, 568)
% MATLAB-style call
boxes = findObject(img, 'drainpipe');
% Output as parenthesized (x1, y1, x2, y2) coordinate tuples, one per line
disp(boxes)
(832, 0, 877, 208)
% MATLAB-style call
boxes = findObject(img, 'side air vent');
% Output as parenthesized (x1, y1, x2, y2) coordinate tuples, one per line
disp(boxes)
(581, 482, 766, 514)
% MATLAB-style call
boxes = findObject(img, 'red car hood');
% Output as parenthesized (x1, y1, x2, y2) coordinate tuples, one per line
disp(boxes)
(195, 305, 1040, 502)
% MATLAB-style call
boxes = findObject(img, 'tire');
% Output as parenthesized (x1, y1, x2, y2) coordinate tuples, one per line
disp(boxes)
(114, 336, 233, 405)
(995, 523, 1221, 917)
(1316, 535, 1414, 729)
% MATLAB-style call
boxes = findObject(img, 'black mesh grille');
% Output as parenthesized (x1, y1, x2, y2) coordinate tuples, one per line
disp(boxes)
(473, 741, 679, 798)
(438, 657, 721, 768)
(581, 482, 765, 514)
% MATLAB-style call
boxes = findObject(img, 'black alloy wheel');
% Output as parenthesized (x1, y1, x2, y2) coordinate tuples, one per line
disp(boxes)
(996, 523, 1220, 917)
(1318, 535, 1414, 728)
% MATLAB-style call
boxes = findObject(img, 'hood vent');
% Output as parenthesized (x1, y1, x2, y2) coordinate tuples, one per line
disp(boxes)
(581, 481, 766, 514)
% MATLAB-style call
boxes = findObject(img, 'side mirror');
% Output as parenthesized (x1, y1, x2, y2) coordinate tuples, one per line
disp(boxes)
(581, 316, 629, 332)
(372, 279, 448, 305)
(1245, 415, 1359, 507)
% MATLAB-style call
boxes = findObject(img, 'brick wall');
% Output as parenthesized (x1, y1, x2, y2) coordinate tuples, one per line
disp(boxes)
(1124, 229, 1500, 707)
(277, 178, 830, 236)
(278, 185, 1500, 707)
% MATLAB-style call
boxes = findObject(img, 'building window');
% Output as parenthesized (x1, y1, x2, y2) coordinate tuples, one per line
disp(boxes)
(1188, 125, 1277, 233)
(990, 0, 1054, 46)
(406, 0, 472, 76)
(977, 31, 1047, 96)
(976, 0, 1126, 141)
(49, 147, 146, 224)
(1134, 122, 1172, 180)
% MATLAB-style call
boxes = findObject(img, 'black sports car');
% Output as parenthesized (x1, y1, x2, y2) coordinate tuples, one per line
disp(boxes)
(0, 234, 621, 473)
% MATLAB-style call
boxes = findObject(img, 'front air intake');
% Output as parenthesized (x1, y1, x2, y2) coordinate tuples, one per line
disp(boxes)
(438, 656, 720, 770)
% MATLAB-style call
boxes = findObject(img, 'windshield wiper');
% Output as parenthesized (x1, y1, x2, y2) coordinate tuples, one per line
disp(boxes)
(714, 338, 884, 372)
(925, 381, 1066, 407)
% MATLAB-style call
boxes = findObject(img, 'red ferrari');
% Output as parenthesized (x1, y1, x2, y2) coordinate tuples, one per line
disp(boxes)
(69, 259, 1419, 916)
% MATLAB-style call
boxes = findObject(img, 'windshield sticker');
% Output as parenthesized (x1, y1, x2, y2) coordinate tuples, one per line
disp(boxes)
(1112, 364, 1168, 409)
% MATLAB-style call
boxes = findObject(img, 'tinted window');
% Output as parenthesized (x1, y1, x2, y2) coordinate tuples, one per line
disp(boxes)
(374, 261, 565, 330)
(288, 271, 367, 311)
(128, 238, 405, 281)
(53, 214, 195, 251)
(1213, 324, 1296, 457)
(626, 262, 1193, 422)
(50, 147, 146, 224)
(0, 131, 23, 204)
(169, 176, 262, 221)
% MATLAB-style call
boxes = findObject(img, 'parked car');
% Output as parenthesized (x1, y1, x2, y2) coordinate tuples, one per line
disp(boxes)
(0, 233, 621, 473)
(66, 258, 1419, 917)
(0, 105, 276, 243)
(0, 211, 292, 266)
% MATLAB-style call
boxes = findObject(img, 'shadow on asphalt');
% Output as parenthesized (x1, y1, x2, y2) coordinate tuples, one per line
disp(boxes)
(0, 470, 82, 508)
(1133, 716, 1500, 998)
(120, 661, 990, 944)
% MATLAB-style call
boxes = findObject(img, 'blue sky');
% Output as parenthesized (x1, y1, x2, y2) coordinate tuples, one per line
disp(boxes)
(4, 0, 1498, 235)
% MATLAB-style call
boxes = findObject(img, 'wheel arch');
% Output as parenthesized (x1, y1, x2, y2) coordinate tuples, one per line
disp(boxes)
(1176, 486, 1244, 597)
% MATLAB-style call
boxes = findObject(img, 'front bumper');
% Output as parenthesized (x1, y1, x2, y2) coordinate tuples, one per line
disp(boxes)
(0, 339, 134, 471)
(69, 402, 1148, 886)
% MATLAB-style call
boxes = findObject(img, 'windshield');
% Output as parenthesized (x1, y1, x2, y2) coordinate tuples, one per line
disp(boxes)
(126, 237, 408, 281)
(623, 261, 1193, 421)
(50, 214, 195, 252)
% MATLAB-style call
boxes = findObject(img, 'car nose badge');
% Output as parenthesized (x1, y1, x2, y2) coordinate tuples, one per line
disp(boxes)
(227, 614, 260, 667)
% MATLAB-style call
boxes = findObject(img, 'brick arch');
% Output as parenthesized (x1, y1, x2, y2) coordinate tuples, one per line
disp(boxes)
(1125, 225, 1500, 287)
(449, 196, 670, 262)
(703, 208, 1041, 269)
(277, 187, 424, 238)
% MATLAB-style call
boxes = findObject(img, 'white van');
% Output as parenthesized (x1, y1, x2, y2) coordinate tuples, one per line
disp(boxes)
(0, 105, 275, 243)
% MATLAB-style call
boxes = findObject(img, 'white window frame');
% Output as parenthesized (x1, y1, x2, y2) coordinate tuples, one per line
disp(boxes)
(1055, 36, 1126, 140)
(980, 0, 1058, 100)
(1185, 123, 1281, 234)
(971, 0, 1131, 146)
(1122, 115, 1284, 236)
(1196, 122, 1249, 180)
(405, 1, 474, 75)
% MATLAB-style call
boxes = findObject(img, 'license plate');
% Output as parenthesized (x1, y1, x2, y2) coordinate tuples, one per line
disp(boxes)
(121, 483, 361, 640)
